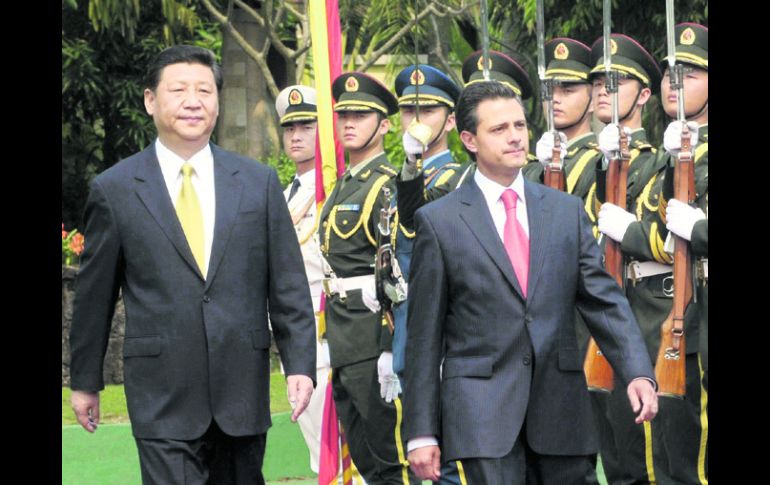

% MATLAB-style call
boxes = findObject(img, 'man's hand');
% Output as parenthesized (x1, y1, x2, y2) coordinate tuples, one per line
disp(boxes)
(408, 445, 442, 481)
(666, 199, 706, 241)
(663, 120, 700, 158)
(377, 351, 402, 402)
(361, 279, 381, 313)
(535, 131, 567, 166)
(598, 123, 632, 160)
(627, 379, 659, 424)
(71, 390, 100, 433)
(287, 375, 314, 423)
(598, 202, 636, 242)
(403, 131, 427, 165)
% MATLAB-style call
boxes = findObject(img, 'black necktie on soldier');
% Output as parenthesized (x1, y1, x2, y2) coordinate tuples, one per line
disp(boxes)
(288, 177, 301, 202)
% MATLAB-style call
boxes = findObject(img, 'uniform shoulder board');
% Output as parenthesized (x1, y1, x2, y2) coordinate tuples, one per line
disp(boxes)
(444, 162, 462, 169)
(359, 168, 373, 180)
(633, 139, 653, 150)
(586, 141, 599, 149)
(376, 163, 398, 176)
(526, 153, 537, 161)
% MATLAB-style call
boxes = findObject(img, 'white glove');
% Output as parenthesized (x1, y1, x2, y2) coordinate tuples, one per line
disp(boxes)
(598, 202, 636, 242)
(319, 341, 331, 368)
(377, 351, 402, 402)
(665, 198, 706, 241)
(535, 131, 568, 166)
(403, 131, 427, 165)
(361, 279, 381, 313)
(663, 120, 700, 158)
(598, 123, 632, 160)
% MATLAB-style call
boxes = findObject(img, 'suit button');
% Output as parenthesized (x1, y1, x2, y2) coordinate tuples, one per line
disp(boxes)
(523, 355, 531, 366)
(203, 295, 211, 303)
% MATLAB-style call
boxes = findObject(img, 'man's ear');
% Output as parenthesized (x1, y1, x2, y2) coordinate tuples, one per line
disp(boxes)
(444, 113, 457, 133)
(379, 117, 391, 135)
(144, 88, 156, 116)
(459, 130, 478, 154)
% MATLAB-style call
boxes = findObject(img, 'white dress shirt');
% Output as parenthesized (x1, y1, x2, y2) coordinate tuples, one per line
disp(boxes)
(156, 139, 216, 274)
(473, 167, 530, 240)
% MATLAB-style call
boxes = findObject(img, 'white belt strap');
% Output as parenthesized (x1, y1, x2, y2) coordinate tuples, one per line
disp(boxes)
(323, 274, 375, 299)
(627, 260, 673, 283)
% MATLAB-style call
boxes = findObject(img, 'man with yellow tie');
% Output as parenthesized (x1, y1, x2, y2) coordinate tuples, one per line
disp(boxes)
(68, 45, 317, 484)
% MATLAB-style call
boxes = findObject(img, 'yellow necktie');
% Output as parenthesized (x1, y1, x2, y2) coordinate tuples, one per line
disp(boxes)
(176, 163, 206, 277)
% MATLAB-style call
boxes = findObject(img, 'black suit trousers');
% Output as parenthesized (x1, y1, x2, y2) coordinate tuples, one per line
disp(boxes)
(461, 424, 592, 485)
(135, 419, 266, 485)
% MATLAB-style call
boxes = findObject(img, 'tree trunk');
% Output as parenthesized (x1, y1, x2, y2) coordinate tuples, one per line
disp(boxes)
(218, 8, 282, 161)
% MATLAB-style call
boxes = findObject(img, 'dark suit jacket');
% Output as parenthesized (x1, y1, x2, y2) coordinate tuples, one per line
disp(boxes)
(403, 177, 654, 461)
(69, 143, 316, 440)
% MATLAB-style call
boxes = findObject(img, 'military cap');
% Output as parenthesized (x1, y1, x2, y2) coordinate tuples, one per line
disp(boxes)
(589, 34, 662, 92)
(660, 23, 708, 71)
(545, 38, 593, 83)
(395, 64, 461, 109)
(462, 50, 534, 100)
(275, 85, 317, 126)
(332, 72, 399, 116)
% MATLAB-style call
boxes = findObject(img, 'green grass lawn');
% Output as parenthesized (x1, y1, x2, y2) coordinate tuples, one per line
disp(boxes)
(62, 375, 607, 484)
(63, 374, 314, 484)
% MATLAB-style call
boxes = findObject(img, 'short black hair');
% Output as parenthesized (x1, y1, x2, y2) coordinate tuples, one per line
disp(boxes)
(455, 81, 521, 135)
(145, 45, 222, 92)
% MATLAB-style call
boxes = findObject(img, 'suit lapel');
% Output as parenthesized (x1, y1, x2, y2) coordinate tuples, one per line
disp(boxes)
(133, 146, 204, 279)
(205, 145, 243, 290)
(523, 180, 550, 299)
(458, 181, 525, 300)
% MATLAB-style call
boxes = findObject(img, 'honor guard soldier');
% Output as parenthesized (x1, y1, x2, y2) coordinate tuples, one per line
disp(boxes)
(391, 64, 462, 377)
(319, 71, 421, 485)
(590, 33, 676, 485)
(391, 64, 464, 485)
(610, 23, 708, 485)
(275, 84, 346, 480)
(525, 37, 603, 216)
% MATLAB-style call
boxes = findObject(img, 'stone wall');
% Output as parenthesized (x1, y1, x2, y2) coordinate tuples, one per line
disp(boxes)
(62, 266, 125, 387)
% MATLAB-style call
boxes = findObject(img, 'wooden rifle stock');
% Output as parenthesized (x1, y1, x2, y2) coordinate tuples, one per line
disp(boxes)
(654, 125, 693, 398)
(544, 133, 565, 190)
(583, 129, 631, 392)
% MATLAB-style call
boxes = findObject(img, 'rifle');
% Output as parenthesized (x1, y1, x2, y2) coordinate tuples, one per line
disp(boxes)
(654, 0, 692, 398)
(536, 0, 564, 190)
(583, 0, 626, 393)
(374, 187, 407, 334)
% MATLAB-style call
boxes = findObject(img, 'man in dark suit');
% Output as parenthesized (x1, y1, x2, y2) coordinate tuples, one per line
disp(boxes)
(403, 81, 658, 484)
(68, 45, 316, 484)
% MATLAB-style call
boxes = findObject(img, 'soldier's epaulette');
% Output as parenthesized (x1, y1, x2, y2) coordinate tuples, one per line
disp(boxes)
(375, 163, 398, 177)
(526, 153, 537, 162)
(586, 141, 600, 150)
(443, 162, 462, 169)
(702, 132, 708, 142)
(633, 139, 653, 151)
(359, 168, 373, 181)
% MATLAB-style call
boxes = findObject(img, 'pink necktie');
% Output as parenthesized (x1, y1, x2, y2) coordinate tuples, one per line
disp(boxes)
(501, 189, 529, 297)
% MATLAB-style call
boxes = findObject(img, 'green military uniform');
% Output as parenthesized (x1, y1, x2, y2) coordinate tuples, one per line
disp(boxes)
(622, 24, 709, 484)
(587, 33, 676, 485)
(320, 72, 419, 485)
